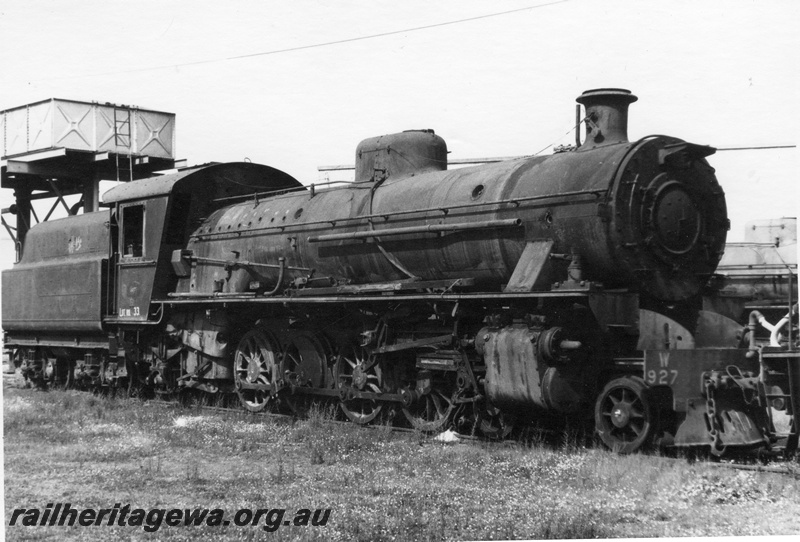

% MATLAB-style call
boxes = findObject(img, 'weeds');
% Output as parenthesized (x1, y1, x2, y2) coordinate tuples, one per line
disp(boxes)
(141, 455, 163, 477)
(184, 462, 202, 482)
(6, 385, 800, 541)
(309, 443, 325, 465)
(270, 454, 299, 485)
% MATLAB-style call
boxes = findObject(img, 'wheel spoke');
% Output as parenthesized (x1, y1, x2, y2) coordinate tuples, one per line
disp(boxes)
(234, 329, 279, 412)
(431, 393, 446, 416)
(477, 405, 514, 439)
(403, 382, 455, 432)
(594, 377, 653, 454)
(337, 346, 383, 424)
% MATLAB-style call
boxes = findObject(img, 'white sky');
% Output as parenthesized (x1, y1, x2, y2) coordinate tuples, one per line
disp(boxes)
(0, 0, 798, 269)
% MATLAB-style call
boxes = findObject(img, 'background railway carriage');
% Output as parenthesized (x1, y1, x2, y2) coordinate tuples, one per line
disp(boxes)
(2, 89, 798, 456)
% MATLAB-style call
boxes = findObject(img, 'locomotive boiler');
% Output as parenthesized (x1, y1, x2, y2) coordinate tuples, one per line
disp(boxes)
(183, 89, 727, 302)
(3, 88, 798, 456)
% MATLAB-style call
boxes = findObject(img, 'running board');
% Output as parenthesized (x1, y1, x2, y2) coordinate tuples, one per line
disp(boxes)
(290, 277, 474, 297)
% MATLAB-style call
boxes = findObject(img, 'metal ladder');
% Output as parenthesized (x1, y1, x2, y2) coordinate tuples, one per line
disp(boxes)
(113, 107, 133, 183)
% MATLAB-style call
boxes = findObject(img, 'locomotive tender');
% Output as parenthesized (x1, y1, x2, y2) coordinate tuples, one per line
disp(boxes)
(4, 88, 799, 455)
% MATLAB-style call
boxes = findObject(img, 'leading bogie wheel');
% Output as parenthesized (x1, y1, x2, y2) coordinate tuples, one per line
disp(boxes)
(476, 402, 515, 440)
(233, 328, 279, 412)
(594, 376, 654, 453)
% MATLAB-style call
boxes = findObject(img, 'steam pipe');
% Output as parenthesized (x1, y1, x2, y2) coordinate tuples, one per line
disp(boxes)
(751, 310, 776, 332)
(264, 257, 286, 296)
(770, 314, 789, 347)
(770, 303, 798, 346)
(166, 257, 287, 298)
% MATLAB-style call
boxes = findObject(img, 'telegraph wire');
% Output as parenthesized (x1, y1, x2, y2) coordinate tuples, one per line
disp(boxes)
(230, 0, 571, 61)
(45, 1, 572, 81)
(717, 145, 795, 151)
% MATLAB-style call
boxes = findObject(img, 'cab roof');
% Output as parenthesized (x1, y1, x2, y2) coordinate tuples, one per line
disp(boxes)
(102, 162, 303, 204)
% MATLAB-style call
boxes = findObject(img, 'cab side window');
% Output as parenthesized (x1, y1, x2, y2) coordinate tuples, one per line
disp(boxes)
(122, 204, 144, 258)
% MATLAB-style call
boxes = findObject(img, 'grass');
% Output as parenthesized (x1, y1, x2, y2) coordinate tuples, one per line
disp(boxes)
(4, 380, 800, 541)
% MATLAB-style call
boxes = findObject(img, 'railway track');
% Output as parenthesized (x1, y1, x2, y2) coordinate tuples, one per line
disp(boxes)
(703, 460, 800, 477)
(146, 394, 800, 477)
(147, 398, 441, 436)
(6, 370, 800, 476)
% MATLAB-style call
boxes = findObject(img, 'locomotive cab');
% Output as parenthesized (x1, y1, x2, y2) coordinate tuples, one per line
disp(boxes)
(105, 189, 187, 321)
(102, 162, 303, 323)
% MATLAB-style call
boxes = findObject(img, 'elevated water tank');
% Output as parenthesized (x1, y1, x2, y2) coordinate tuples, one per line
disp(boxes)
(1, 98, 175, 159)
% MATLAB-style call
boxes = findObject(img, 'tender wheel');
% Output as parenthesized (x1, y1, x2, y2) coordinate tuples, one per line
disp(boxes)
(595, 376, 653, 453)
(402, 374, 456, 432)
(335, 345, 384, 424)
(24, 350, 48, 389)
(233, 329, 279, 412)
(126, 356, 150, 399)
(44, 357, 73, 390)
(95, 356, 121, 395)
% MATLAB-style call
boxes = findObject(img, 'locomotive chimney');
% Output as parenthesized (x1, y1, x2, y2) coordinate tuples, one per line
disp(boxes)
(576, 88, 638, 148)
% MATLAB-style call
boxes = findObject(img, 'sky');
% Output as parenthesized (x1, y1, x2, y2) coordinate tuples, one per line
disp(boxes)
(0, 0, 798, 271)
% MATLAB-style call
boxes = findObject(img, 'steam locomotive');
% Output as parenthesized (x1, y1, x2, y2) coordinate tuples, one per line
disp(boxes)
(4, 89, 798, 455)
